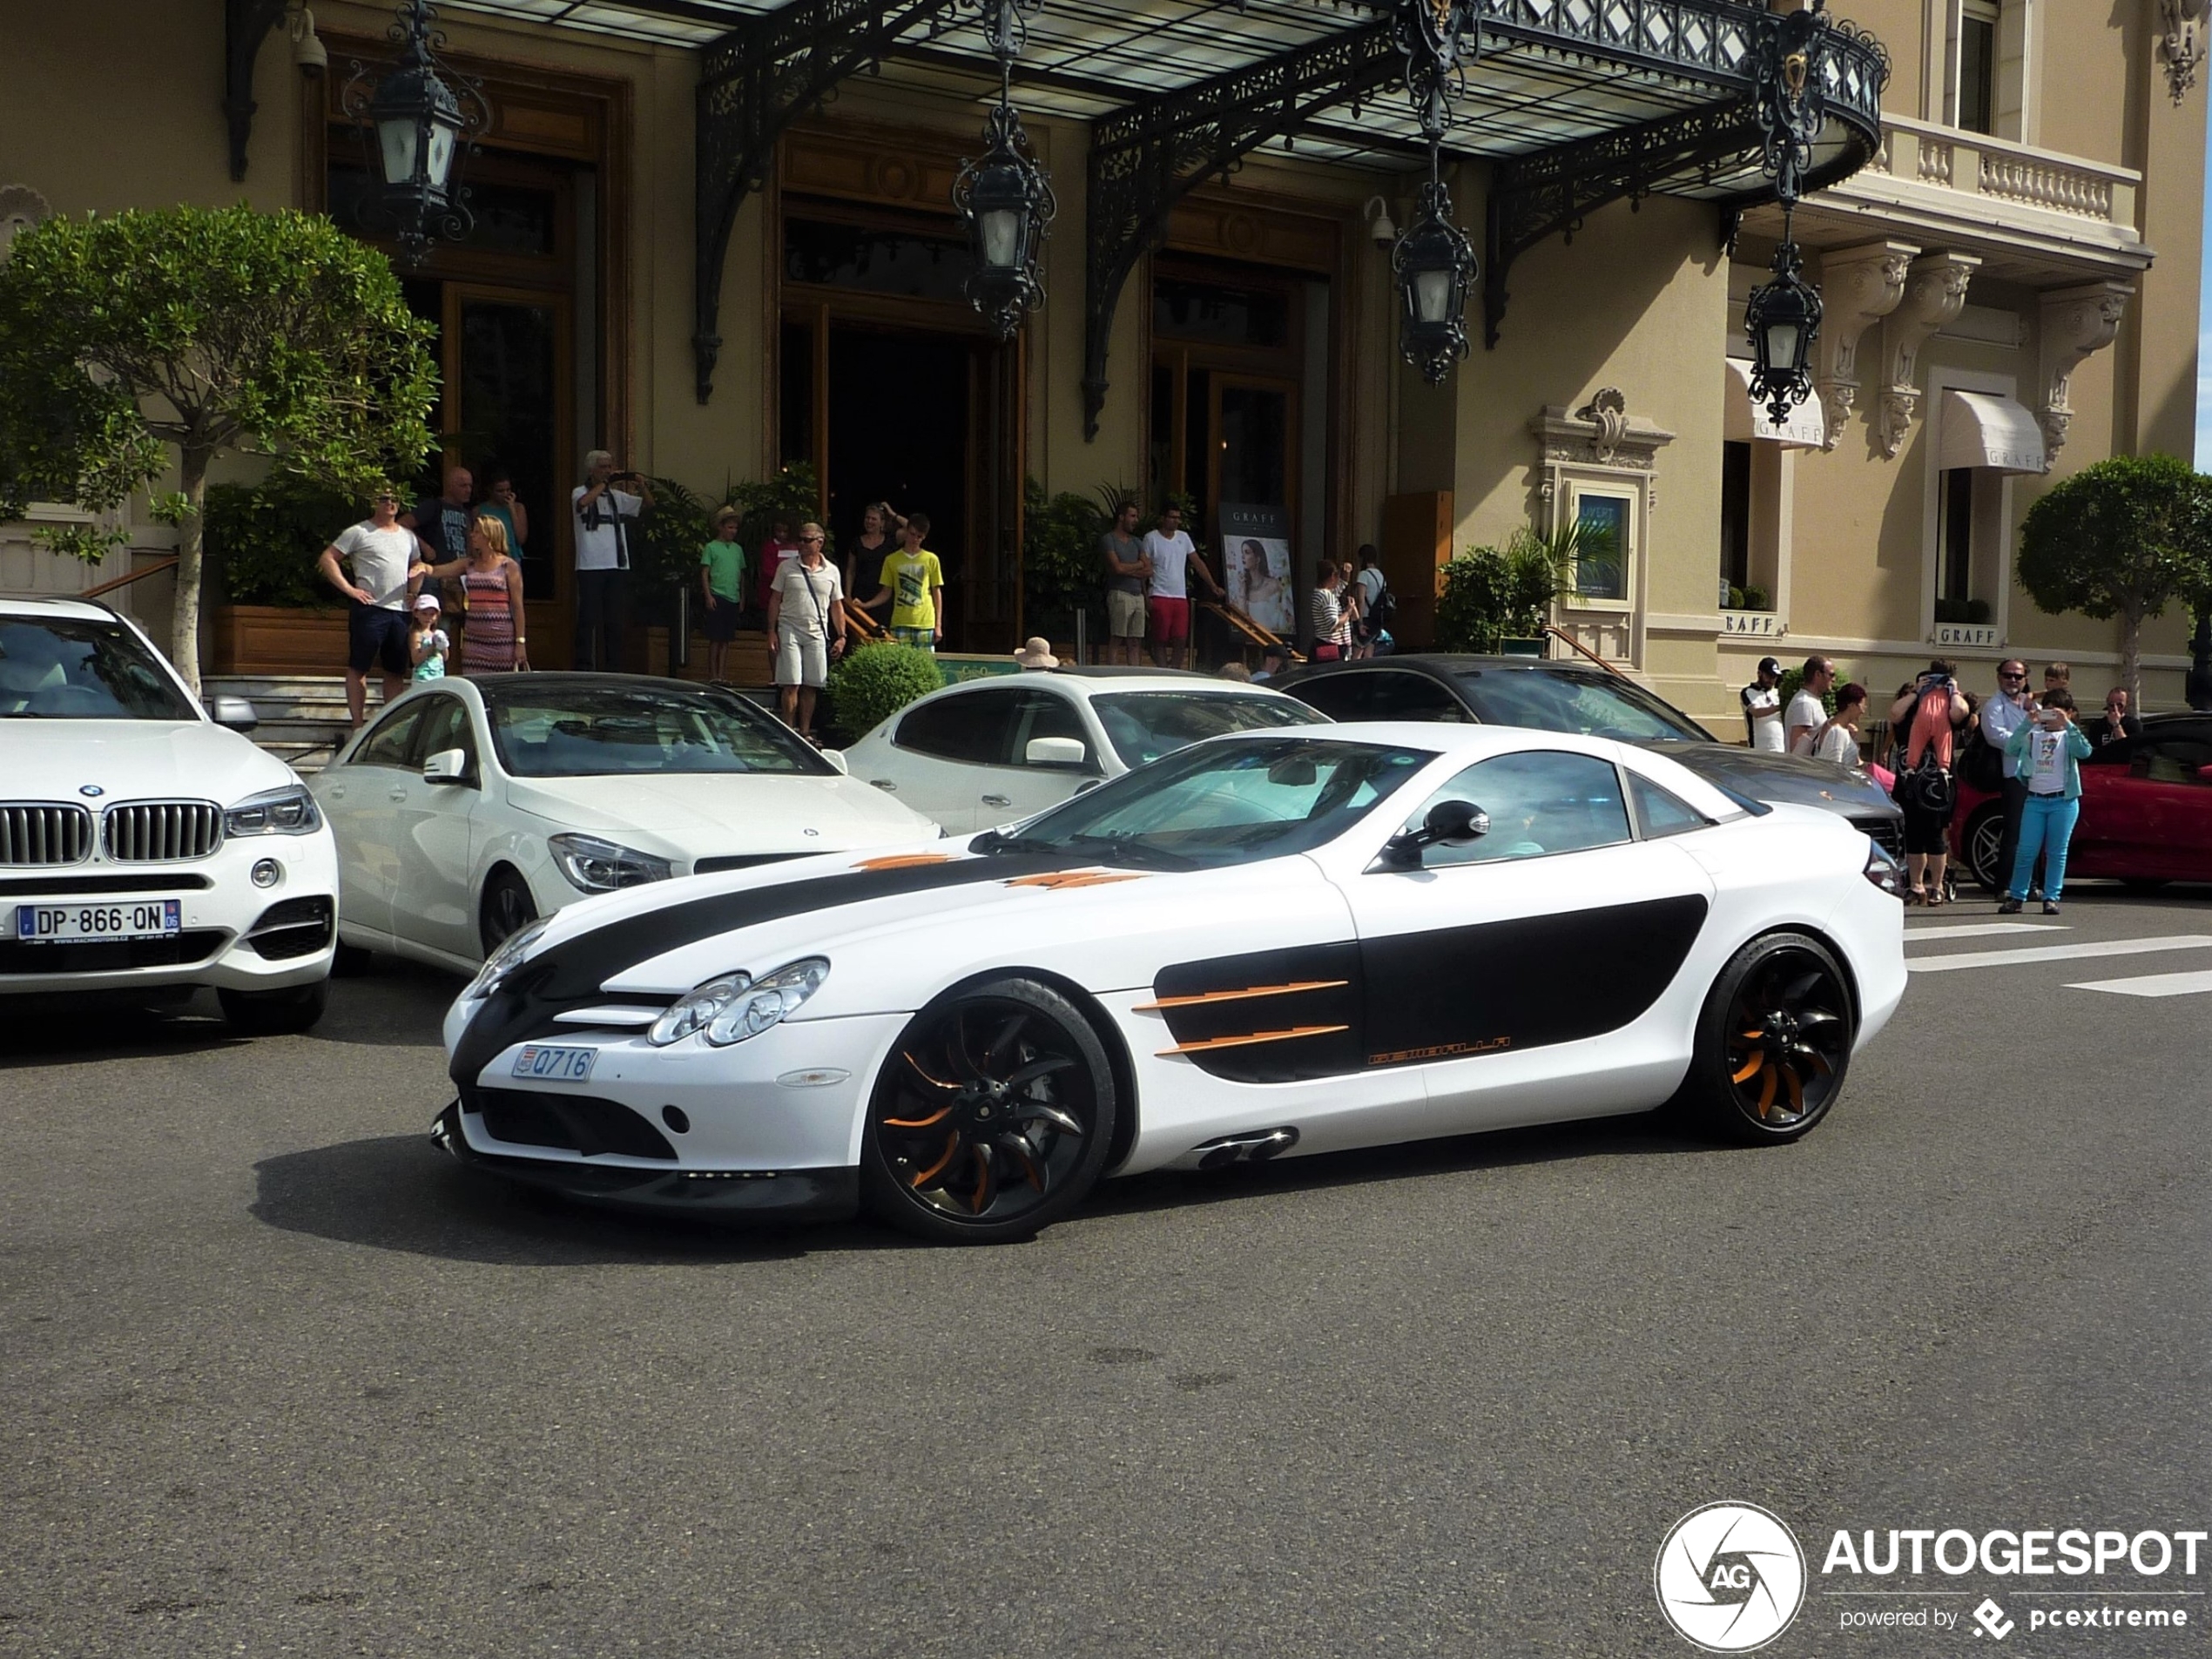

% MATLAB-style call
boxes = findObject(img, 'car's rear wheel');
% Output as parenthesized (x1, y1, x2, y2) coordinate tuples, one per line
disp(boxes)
(1676, 934, 1854, 1144)
(218, 979, 329, 1035)
(861, 977, 1116, 1244)
(1964, 804, 2006, 893)
(479, 867, 537, 955)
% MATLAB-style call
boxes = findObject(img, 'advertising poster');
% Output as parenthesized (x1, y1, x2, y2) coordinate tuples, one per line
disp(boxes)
(1218, 501, 1293, 637)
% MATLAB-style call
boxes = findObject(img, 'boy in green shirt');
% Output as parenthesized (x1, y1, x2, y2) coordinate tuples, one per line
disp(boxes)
(699, 505, 746, 681)
(870, 512, 945, 652)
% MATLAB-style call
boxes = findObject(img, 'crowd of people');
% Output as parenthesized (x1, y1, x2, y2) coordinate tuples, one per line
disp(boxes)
(1743, 651, 2141, 912)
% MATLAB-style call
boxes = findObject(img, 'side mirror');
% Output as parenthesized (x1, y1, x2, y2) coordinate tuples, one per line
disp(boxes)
(422, 746, 475, 786)
(208, 695, 259, 732)
(1377, 799, 1490, 869)
(1025, 735, 1089, 769)
(821, 748, 850, 775)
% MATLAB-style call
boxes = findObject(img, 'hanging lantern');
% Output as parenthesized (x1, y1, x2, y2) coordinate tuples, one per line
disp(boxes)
(1393, 184, 1476, 383)
(954, 0, 1054, 339)
(1744, 234, 1823, 426)
(341, 0, 486, 264)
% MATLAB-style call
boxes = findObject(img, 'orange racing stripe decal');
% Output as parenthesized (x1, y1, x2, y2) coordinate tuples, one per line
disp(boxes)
(1157, 1024, 1352, 1057)
(1134, 980, 1350, 1012)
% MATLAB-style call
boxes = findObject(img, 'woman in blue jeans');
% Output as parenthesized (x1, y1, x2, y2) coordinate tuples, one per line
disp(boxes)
(1999, 689, 2091, 915)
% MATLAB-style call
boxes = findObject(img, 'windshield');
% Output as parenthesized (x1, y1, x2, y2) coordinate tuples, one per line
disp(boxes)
(488, 685, 832, 778)
(1091, 690, 1323, 768)
(980, 736, 1430, 870)
(1453, 671, 1712, 744)
(0, 617, 196, 720)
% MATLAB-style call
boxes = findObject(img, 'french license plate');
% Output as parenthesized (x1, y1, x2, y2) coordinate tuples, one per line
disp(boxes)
(14, 900, 181, 943)
(511, 1043, 597, 1082)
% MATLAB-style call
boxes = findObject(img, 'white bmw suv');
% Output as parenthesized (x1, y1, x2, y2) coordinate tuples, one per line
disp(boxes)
(0, 597, 337, 1031)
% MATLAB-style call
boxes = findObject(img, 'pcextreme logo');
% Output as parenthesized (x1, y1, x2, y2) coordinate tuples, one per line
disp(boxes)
(1655, 1502, 1808, 1653)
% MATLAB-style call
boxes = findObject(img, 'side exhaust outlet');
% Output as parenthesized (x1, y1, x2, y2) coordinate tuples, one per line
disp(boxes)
(1182, 1127, 1300, 1171)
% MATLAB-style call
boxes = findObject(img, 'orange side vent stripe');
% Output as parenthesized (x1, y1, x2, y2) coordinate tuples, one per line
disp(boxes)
(851, 853, 954, 871)
(1157, 1024, 1351, 1057)
(1134, 980, 1350, 1012)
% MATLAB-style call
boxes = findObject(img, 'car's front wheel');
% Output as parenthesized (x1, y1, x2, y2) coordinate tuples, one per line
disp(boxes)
(1675, 934, 1854, 1144)
(218, 979, 329, 1035)
(480, 867, 537, 956)
(861, 977, 1117, 1244)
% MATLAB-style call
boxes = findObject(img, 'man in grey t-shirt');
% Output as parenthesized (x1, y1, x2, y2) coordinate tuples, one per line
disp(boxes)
(1099, 498, 1150, 665)
(317, 487, 426, 725)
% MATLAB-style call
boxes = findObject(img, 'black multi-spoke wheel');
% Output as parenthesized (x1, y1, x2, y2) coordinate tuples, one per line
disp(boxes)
(479, 867, 537, 956)
(861, 978, 1116, 1243)
(1963, 805, 2006, 893)
(1676, 934, 1855, 1144)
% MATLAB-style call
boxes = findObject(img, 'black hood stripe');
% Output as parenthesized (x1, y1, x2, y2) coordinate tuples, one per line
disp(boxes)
(452, 852, 1109, 1084)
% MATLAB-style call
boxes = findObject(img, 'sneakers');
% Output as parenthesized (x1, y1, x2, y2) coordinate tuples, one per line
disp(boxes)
(2042, 900, 2061, 915)
(1998, 896, 2023, 914)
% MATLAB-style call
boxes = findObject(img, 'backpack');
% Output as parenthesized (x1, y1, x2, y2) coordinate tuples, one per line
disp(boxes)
(1894, 684, 1957, 814)
(1367, 578, 1397, 632)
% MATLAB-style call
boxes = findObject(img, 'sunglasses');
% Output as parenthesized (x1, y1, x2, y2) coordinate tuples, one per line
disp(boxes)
(2000, 670, 2027, 679)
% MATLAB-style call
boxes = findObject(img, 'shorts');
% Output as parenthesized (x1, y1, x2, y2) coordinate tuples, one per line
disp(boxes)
(890, 625, 936, 653)
(703, 594, 740, 642)
(1147, 596, 1190, 644)
(347, 604, 412, 676)
(775, 627, 829, 688)
(1106, 589, 1146, 637)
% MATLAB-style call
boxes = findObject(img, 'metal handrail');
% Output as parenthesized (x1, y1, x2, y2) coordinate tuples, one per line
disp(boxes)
(1541, 624, 1629, 678)
(78, 556, 179, 600)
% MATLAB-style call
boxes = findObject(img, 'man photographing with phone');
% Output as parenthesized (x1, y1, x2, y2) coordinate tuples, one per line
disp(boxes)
(573, 449, 654, 672)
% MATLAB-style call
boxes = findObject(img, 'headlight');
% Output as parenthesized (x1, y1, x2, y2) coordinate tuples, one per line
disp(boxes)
(648, 958, 829, 1048)
(225, 783, 321, 837)
(1863, 838, 1906, 900)
(465, 918, 549, 1001)
(549, 833, 673, 893)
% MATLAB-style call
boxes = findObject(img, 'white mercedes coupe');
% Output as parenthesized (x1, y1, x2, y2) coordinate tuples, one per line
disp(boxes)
(312, 673, 938, 974)
(435, 724, 1906, 1243)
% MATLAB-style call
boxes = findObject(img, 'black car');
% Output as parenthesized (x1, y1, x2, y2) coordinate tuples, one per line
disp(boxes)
(1273, 655, 1904, 853)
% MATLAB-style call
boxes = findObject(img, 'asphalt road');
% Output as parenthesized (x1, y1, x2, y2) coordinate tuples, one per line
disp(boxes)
(3, 884, 2209, 1658)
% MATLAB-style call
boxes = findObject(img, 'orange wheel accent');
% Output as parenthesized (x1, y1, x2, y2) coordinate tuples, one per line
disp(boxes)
(1011, 1143, 1044, 1191)
(1755, 1062, 1778, 1118)
(1784, 1068, 1804, 1114)
(1739, 1029, 1765, 1042)
(1730, 1052, 1766, 1084)
(902, 1052, 957, 1091)
(913, 1130, 961, 1187)
(884, 1104, 953, 1130)
(968, 1145, 995, 1213)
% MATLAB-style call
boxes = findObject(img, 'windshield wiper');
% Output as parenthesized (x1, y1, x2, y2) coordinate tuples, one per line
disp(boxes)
(1067, 833, 1197, 871)
(972, 828, 1058, 856)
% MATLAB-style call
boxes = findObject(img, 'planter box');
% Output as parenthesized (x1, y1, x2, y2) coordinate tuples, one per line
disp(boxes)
(212, 605, 349, 675)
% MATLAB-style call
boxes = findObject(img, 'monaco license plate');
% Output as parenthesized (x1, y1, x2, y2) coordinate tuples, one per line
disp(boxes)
(511, 1043, 597, 1083)
(14, 900, 181, 944)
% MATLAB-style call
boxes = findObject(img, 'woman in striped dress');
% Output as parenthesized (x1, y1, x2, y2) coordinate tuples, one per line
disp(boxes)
(419, 513, 528, 674)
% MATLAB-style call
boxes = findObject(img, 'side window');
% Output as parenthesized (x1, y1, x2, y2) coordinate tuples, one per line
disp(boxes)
(1628, 770, 1710, 838)
(1285, 674, 1377, 722)
(413, 696, 477, 772)
(1362, 671, 1469, 723)
(2133, 731, 2212, 784)
(896, 688, 1019, 765)
(354, 703, 427, 770)
(1404, 751, 1632, 867)
(1007, 690, 1093, 770)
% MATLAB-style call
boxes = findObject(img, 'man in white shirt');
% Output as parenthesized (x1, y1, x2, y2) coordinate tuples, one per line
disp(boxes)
(1142, 503, 1222, 671)
(572, 448, 655, 672)
(315, 487, 425, 726)
(1741, 656, 1785, 752)
(1786, 655, 1836, 755)
(1981, 658, 2034, 899)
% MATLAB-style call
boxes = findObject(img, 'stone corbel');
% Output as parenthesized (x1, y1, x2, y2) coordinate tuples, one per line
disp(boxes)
(2037, 280, 2132, 466)
(1811, 239, 1916, 451)
(1876, 251, 1979, 459)
(2157, 0, 2209, 104)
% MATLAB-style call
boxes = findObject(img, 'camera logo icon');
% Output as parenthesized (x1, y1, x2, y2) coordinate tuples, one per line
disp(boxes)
(1655, 1501, 1807, 1653)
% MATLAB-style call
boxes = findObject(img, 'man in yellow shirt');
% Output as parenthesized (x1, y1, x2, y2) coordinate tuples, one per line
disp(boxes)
(869, 513, 945, 652)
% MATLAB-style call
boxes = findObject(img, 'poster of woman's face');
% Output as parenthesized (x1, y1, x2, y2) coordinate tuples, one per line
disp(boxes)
(1226, 536, 1292, 633)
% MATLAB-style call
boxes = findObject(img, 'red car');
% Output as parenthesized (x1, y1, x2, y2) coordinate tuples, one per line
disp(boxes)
(1952, 711, 2212, 891)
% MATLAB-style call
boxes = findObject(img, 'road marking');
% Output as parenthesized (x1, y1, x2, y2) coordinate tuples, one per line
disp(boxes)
(2066, 968, 2212, 999)
(1905, 922, 2069, 941)
(1907, 934, 2212, 974)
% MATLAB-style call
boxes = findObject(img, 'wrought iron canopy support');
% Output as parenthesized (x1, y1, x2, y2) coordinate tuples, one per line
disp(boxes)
(1080, 19, 1399, 440)
(225, 0, 292, 182)
(693, 0, 964, 404)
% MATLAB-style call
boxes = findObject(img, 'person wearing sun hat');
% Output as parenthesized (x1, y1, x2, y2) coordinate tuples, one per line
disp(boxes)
(407, 592, 449, 683)
(1014, 637, 1059, 670)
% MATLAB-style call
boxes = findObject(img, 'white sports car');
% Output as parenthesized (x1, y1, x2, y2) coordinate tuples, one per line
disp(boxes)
(435, 724, 1906, 1242)
(311, 673, 938, 973)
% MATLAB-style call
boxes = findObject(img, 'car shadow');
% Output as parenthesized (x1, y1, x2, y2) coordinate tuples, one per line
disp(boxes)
(0, 998, 250, 1062)
(250, 1134, 891, 1264)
